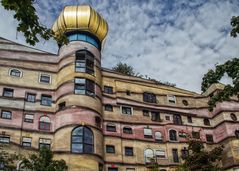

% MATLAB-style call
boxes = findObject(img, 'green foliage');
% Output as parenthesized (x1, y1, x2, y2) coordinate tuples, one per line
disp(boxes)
(231, 16, 239, 37)
(0, 144, 22, 171)
(21, 147, 68, 171)
(176, 140, 224, 171)
(1, 0, 68, 46)
(201, 58, 239, 111)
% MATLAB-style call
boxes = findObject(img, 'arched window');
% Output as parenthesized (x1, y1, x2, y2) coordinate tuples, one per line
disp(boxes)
(155, 131, 163, 141)
(144, 148, 154, 163)
(169, 129, 177, 141)
(173, 114, 182, 125)
(39, 116, 50, 131)
(71, 126, 94, 153)
(123, 127, 133, 134)
(9, 68, 22, 77)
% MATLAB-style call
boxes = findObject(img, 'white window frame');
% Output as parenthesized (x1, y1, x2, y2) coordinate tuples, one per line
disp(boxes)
(9, 68, 23, 78)
(39, 73, 51, 84)
(167, 95, 176, 104)
(0, 135, 10, 143)
(155, 149, 166, 158)
(144, 127, 153, 136)
(24, 114, 34, 123)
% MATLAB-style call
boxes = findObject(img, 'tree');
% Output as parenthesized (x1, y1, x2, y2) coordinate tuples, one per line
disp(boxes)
(201, 16, 239, 111)
(20, 147, 68, 171)
(1, 0, 68, 46)
(112, 62, 135, 76)
(176, 140, 224, 171)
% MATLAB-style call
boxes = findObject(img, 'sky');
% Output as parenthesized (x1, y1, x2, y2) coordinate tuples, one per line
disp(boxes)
(0, 0, 239, 93)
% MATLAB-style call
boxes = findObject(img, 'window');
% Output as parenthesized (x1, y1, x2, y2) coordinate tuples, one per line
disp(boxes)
(151, 112, 161, 122)
(173, 114, 182, 125)
(9, 69, 21, 77)
(125, 147, 133, 156)
(106, 145, 115, 153)
(144, 148, 154, 163)
(39, 74, 51, 84)
(155, 132, 163, 142)
(192, 131, 200, 139)
(1, 111, 12, 119)
(106, 124, 116, 132)
(168, 95, 176, 103)
(155, 149, 166, 158)
(71, 126, 94, 153)
(235, 130, 239, 138)
(24, 114, 34, 123)
(121, 106, 132, 115)
(143, 92, 156, 103)
(169, 129, 177, 141)
(26, 93, 36, 103)
(187, 116, 192, 123)
(123, 127, 133, 134)
(144, 128, 153, 138)
(203, 118, 210, 126)
(0, 135, 10, 143)
(231, 113, 237, 121)
(126, 90, 131, 96)
(75, 78, 95, 96)
(206, 134, 214, 143)
(126, 169, 135, 171)
(39, 138, 51, 149)
(39, 116, 51, 131)
(172, 149, 179, 163)
(182, 100, 188, 106)
(75, 50, 94, 75)
(22, 137, 32, 147)
(181, 147, 188, 159)
(58, 101, 66, 110)
(165, 115, 170, 121)
(3, 88, 13, 97)
(95, 116, 101, 128)
(105, 104, 113, 111)
(41, 95, 52, 106)
(143, 110, 149, 116)
(104, 86, 113, 94)
(108, 168, 118, 171)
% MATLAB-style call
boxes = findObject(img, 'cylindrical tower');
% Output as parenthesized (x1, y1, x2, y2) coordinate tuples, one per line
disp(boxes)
(52, 5, 108, 171)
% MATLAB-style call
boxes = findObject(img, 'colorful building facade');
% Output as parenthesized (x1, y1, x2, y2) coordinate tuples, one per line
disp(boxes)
(0, 5, 239, 171)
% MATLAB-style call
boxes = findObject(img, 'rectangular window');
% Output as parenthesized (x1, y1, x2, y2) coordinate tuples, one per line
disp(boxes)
(75, 78, 95, 96)
(172, 149, 179, 163)
(75, 50, 94, 75)
(143, 110, 149, 116)
(0, 135, 10, 143)
(58, 102, 66, 110)
(3, 88, 13, 97)
(39, 74, 51, 84)
(167, 95, 176, 103)
(143, 92, 156, 103)
(104, 86, 113, 94)
(192, 131, 200, 139)
(39, 138, 51, 149)
(26, 93, 36, 103)
(187, 116, 192, 123)
(151, 111, 160, 122)
(108, 168, 118, 171)
(106, 124, 116, 132)
(106, 145, 115, 153)
(155, 149, 166, 158)
(144, 128, 153, 138)
(22, 137, 32, 147)
(206, 134, 214, 143)
(105, 104, 113, 111)
(41, 95, 52, 106)
(121, 106, 132, 115)
(125, 147, 133, 156)
(24, 114, 34, 123)
(1, 111, 12, 119)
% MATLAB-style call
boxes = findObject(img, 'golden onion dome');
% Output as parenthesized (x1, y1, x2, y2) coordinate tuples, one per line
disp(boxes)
(52, 5, 108, 43)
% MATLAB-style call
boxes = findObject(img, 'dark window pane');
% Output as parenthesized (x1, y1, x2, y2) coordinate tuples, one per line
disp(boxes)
(143, 110, 149, 116)
(40, 75, 50, 83)
(187, 116, 192, 123)
(3, 88, 13, 97)
(72, 143, 83, 153)
(106, 145, 115, 153)
(151, 112, 160, 122)
(105, 104, 113, 111)
(10, 69, 21, 77)
(26, 93, 36, 102)
(173, 114, 182, 125)
(122, 106, 132, 115)
(125, 147, 133, 156)
(123, 127, 133, 134)
(41, 95, 52, 106)
(206, 134, 214, 142)
(106, 125, 116, 132)
(104, 86, 113, 94)
(192, 132, 200, 139)
(172, 149, 179, 163)
(204, 118, 210, 126)
(169, 130, 177, 141)
(84, 144, 94, 153)
(143, 92, 156, 103)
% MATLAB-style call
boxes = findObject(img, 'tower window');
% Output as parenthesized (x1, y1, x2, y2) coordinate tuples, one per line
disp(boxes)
(143, 92, 156, 103)
(75, 78, 95, 96)
(75, 50, 94, 75)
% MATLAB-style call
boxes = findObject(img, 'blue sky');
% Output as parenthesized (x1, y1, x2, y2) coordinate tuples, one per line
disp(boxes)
(0, 0, 239, 93)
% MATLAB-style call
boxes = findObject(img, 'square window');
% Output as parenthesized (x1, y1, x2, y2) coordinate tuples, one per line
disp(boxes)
(206, 134, 214, 143)
(3, 88, 13, 97)
(39, 74, 51, 84)
(0, 135, 10, 143)
(22, 137, 32, 147)
(125, 147, 133, 156)
(1, 111, 12, 119)
(106, 124, 116, 132)
(104, 86, 113, 94)
(143, 110, 149, 116)
(41, 95, 52, 106)
(24, 114, 34, 123)
(121, 106, 132, 115)
(26, 93, 36, 103)
(106, 145, 115, 153)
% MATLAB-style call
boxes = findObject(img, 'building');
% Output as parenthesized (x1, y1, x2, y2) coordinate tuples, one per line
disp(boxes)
(0, 5, 239, 171)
